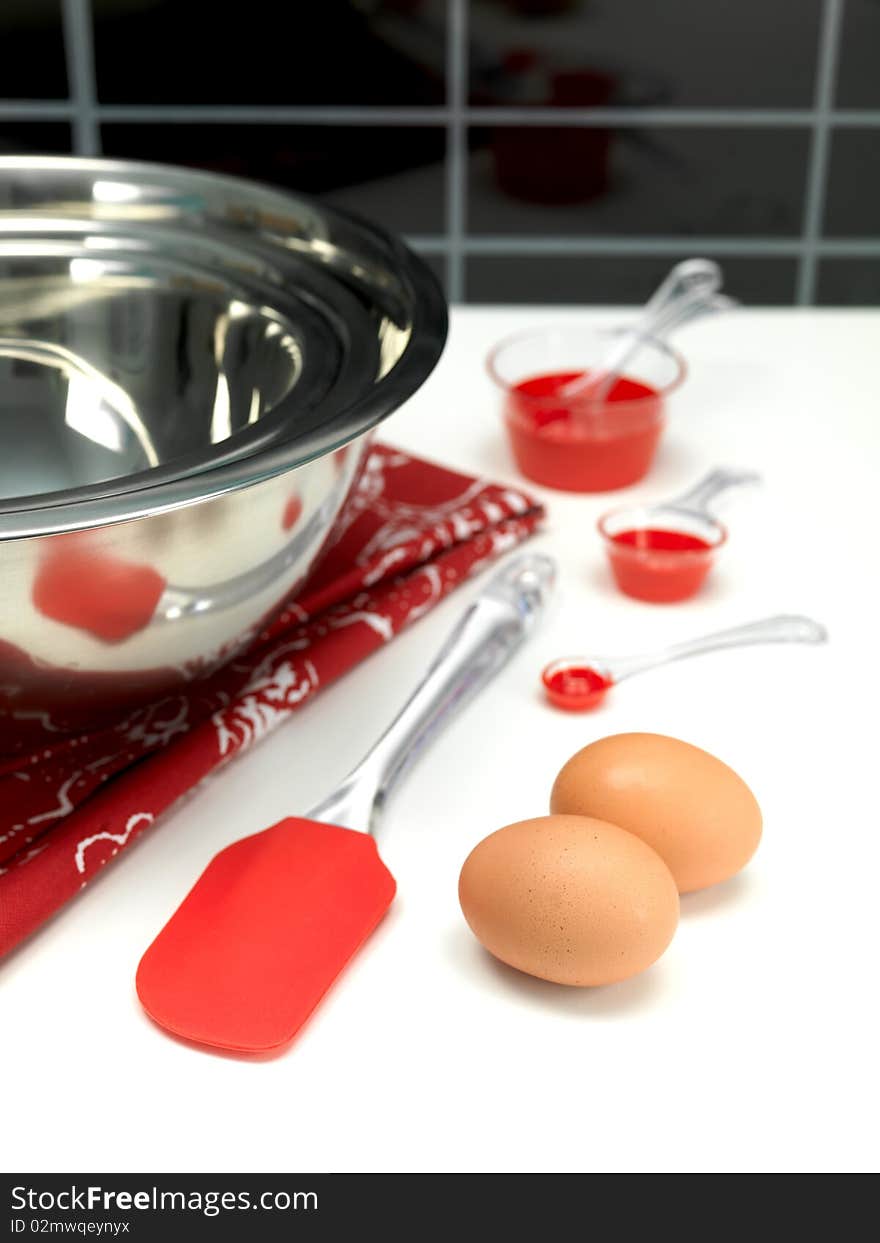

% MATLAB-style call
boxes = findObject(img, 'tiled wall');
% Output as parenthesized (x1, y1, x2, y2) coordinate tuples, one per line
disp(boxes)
(2, 0, 878, 305)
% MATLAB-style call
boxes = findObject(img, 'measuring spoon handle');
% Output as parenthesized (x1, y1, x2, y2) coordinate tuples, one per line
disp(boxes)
(669, 467, 762, 514)
(608, 614, 828, 683)
(561, 259, 723, 402)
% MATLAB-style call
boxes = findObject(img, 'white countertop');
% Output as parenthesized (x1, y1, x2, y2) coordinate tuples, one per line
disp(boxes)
(3, 307, 877, 1175)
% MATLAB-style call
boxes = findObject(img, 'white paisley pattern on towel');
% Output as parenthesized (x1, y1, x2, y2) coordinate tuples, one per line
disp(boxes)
(214, 658, 320, 755)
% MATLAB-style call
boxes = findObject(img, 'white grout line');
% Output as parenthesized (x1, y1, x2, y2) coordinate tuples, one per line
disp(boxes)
(409, 236, 880, 258)
(462, 106, 873, 128)
(444, 0, 467, 302)
(96, 105, 449, 125)
(797, 0, 845, 304)
(469, 106, 880, 128)
(0, 104, 869, 127)
(461, 237, 804, 256)
(0, 102, 76, 119)
(404, 235, 451, 252)
(816, 109, 880, 126)
(60, 0, 100, 155)
(805, 239, 880, 256)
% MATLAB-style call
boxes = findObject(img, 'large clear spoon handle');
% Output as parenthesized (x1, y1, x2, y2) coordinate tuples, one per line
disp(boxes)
(605, 614, 828, 683)
(562, 258, 722, 401)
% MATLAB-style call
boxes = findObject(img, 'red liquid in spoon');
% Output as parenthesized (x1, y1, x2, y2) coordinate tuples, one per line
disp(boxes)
(542, 663, 613, 711)
(505, 370, 664, 492)
(607, 527, 715, 603)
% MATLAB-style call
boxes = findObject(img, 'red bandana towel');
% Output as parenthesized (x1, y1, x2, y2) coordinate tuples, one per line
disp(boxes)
(0, 446, 543, 958)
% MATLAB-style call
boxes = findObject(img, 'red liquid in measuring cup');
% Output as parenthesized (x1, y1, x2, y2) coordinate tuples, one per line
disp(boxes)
(613, 528, 710, 553)
(505, 370, 664, 492)
(607, 527, 715, 603)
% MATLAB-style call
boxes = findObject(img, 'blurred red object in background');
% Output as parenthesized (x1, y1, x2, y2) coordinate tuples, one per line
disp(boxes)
(491, 61, 616, 204)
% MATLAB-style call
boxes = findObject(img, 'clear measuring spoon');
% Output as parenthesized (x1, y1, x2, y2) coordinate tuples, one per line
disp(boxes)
(541, 614, 828, 712)
(598, 467, 761, 603)
(561, 258, 730, 402)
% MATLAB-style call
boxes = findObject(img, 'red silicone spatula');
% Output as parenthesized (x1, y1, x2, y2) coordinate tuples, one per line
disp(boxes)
(136, 553, 555, 1054)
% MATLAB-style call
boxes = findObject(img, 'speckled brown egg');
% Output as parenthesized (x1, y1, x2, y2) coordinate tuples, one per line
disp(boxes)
(550, 733, 762, 893)
(458, 814, 679, 986)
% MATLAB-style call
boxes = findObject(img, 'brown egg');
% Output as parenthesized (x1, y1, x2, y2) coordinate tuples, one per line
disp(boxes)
(550, 733, 762, 893)
(459, 815, 679, 986)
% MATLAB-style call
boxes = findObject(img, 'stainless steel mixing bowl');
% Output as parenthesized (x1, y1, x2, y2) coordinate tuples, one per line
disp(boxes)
(0, 156, 446, 511)
(0, 230, 346, 503)
(0, 159, 447, 753)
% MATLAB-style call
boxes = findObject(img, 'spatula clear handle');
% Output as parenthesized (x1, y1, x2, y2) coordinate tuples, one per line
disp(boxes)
(605, 614, 827, 683)
(308, 553, 555, 836)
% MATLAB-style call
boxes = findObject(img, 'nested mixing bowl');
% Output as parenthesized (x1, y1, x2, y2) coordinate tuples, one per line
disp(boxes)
(0, 230, 342, 502)
(0, 158, 447, 752)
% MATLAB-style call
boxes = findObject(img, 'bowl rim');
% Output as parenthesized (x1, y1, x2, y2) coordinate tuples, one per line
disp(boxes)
(0, 156, 448, 540)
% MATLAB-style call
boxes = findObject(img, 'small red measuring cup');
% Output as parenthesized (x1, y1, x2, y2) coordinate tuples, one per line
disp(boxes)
(598, 468, 759, 603)
(541, 614, 827, 712)
(487, 325, 686, 492)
